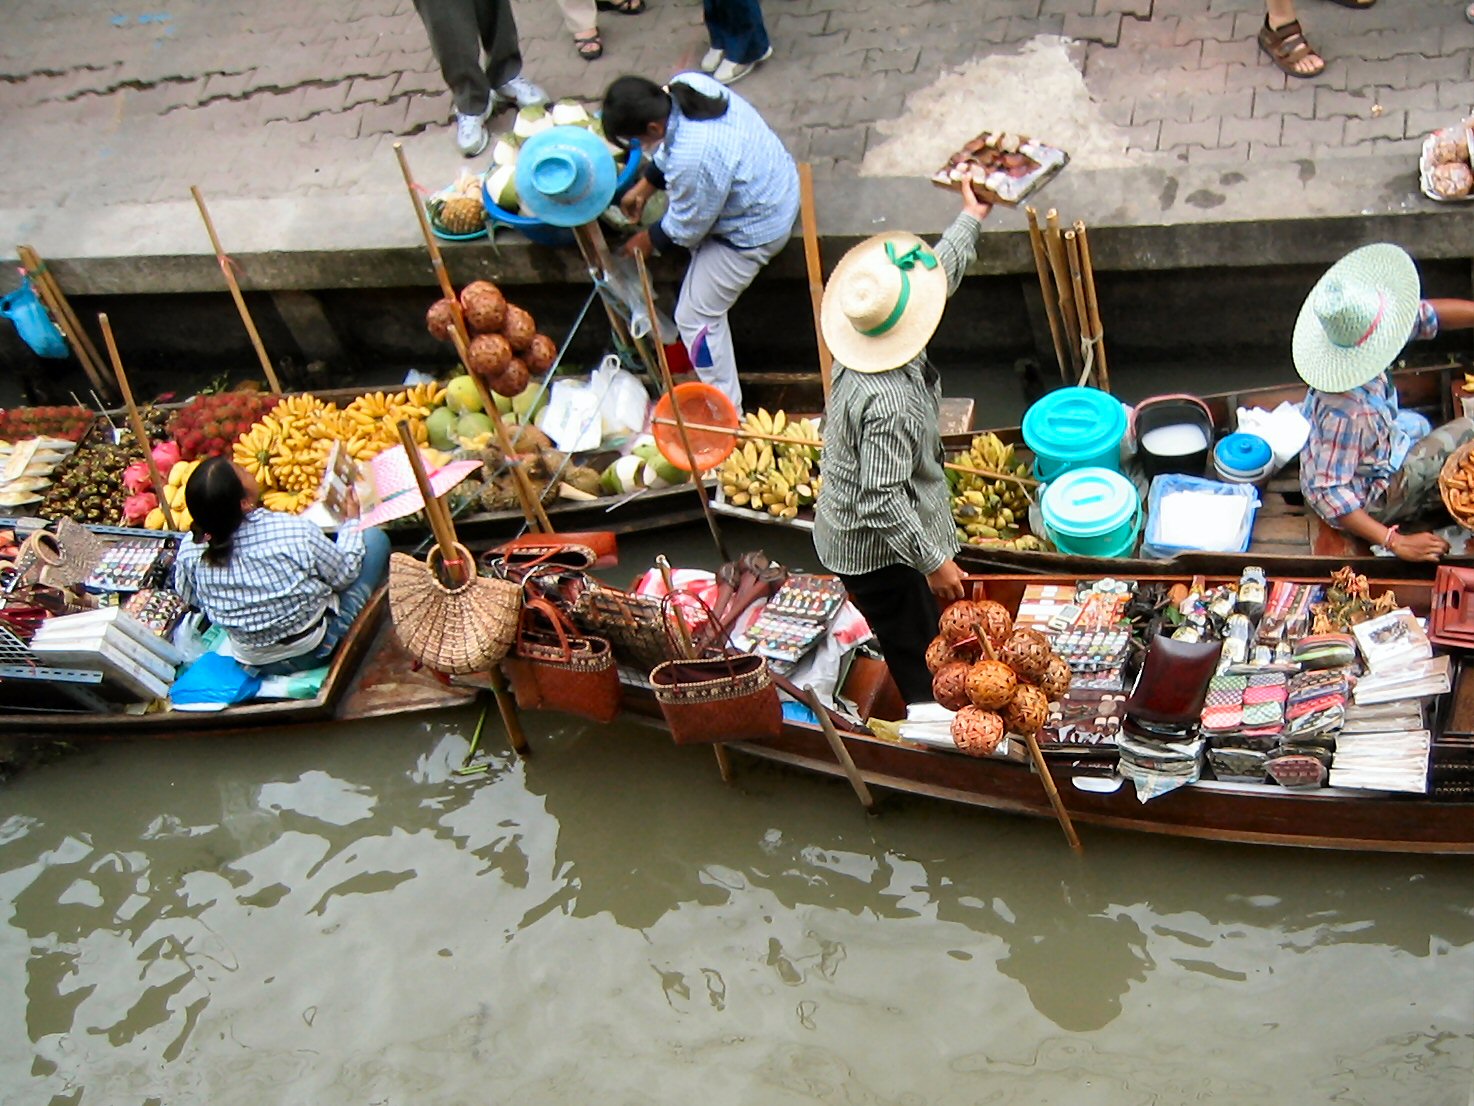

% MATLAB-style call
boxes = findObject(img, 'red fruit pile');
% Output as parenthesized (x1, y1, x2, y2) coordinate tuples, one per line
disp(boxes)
(170, 392, 281, 460)
(0, 405, 97, 442)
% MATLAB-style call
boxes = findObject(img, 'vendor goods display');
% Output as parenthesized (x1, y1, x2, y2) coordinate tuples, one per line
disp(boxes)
(0, 406, 96, 444)
(0, 437, 75, 510)
(169, 392, 281, 460)
(949, 432, 1043, 551)
(123, 587, 188, 638)
(1420, 121, 1474, 201)
(932, 130, 1068, 206)
(1438, 439, 1474, 530)
(38, 441, 141, 526)
(746, 573, 847, 664)
(83, 538, 169, 592)
(424, 282, 560, 389)
(717, 410, 823, 518)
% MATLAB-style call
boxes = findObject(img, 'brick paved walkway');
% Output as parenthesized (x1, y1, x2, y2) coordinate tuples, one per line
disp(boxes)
(0, 0, 1469, 218)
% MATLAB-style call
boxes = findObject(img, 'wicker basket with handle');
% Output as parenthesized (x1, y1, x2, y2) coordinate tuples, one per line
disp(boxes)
(1438, 439, 1474, 530)
(387, 542, 520, 674)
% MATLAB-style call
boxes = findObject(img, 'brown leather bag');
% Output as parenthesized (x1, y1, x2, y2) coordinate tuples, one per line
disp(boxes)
(1125, 633, 1221, 727)
(502, 596, 621, 723)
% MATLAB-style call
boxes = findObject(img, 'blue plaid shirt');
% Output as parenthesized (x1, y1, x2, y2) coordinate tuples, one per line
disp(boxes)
(652, 73, 798, 251)
(1300, 300, 1439, 522)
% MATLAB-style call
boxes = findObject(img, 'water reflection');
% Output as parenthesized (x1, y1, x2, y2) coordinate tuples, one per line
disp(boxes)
(0, 703, 1470, 1104)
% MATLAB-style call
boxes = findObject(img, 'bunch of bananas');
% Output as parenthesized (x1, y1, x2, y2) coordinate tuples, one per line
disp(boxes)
(949, 433, 1038, 546)
(144, 458, 205, 531)
(337, 383, 444, 463)
(718, 409, 824, 520)
(233, 393, 339, 512)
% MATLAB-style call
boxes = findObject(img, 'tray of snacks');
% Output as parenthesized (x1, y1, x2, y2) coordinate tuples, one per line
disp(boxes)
(931, 130, 1068, 206)
(1420, 122, 1474, 202)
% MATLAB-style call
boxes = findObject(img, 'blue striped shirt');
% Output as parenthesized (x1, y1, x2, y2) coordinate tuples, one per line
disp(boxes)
(174, 508, 365, 654)
(653, 73, 799, 250)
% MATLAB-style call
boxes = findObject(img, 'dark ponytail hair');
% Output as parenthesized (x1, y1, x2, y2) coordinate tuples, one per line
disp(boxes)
(601, 74, 728, 142)
(184, 456, 248, 567)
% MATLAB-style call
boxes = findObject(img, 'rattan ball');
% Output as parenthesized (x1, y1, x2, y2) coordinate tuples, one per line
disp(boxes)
(938, 600, 986, 646)
(925, 635, 960, 674)
(966, 658, 1017, 709)
(467, 333, 512, 380)
(525, 333, 558, 375)
(1040, 653, 1072, 702)
(975, 600, 1013, 651)
(502, 305, 537, 351)
(1001, 628, 1053, 681)
(1003, 683, 1050, 736)
(952, 706, 1006, 757)
(461, 282, 507, 333)
(932, 661, 972, 711)
(488, 357, 530, 399)
(426, 297, 457, 343)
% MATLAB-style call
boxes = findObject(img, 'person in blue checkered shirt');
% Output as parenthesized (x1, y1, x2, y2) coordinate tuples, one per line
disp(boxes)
(603, 72, 798, 412)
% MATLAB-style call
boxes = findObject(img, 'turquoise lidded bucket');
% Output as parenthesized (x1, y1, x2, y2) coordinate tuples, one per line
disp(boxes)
(1040, 466, 1141, 558)
(1022, 386, 1127, 481)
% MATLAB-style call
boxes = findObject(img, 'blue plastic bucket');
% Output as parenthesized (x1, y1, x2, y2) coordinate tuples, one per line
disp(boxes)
(0, 277, 69, 359)
(1040, 467, 1141, 558)
(1213, 432, 1274, 484)
(483, 141, 642, 248)
(1022, 386, 1127, 482)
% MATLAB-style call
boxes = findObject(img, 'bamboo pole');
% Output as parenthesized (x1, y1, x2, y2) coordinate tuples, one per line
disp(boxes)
(396, 419, 529, 757)
(572, 222, 638, 351)
(189, 187, 284, 394)
(657, 554, 733, 782)
(803, 685, 875, 813)
(1073, 220, 1110, 394)
(1022, 209, 1071, 387)
(97, 314, 176, 532)
(1065, 230, 1093, 388)
(635, 253, 731, 563)
(972, 620, 1081, 853)
(797, 163, 833, 402)
(17, 246, 114, 400)
(1044, 210, 1083, 380)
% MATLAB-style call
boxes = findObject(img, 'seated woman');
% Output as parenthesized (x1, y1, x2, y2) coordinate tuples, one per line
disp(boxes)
(1296, 244, 1474, 563)
(173, 456, 390, 672)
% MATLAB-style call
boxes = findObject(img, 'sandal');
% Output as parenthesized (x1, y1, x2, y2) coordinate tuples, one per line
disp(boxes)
(1322, 0, 1375, 7)
(1258, 17, 1325, 79)
(596, 0, 646, 12)
(574, 30, 603, 60)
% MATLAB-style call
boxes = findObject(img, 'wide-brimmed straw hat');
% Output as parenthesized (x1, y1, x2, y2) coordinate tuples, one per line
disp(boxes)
(357, 445, 480, 529)
(821, 232, 949, 373)
(515, 125, 619, 228)
(1292, 243, 1421, 393)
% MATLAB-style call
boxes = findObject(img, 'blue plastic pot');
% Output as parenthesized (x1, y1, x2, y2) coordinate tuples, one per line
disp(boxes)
(1, 277, 69, 359)
(1039, 466, 1141, 558)
(1213, 432, 1275, 485)
(1022, 386, 1127, 482)
(483, 142, 642, 248)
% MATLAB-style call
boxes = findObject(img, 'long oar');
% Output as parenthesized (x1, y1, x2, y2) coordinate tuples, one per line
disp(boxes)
(803, 685, 875, 813)
(97, 314, 177, 532)
(396, 419, 530, 757)
(1022, 209, 1071, 387)
(657, 554, 733, 782)
(17, 246, 115, 400)
(189, 188, 284, 394)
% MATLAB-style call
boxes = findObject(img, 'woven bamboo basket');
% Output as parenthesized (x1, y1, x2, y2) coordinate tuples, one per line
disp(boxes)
(1437, 438, 1474, 530)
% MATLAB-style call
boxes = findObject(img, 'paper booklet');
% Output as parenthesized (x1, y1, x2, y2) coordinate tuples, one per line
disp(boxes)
(1352, 608, 1432, 671)
(1352, 655, 1451, 704)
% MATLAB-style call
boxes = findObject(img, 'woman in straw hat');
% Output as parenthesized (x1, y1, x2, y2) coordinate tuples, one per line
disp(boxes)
(812, 172, 993, 704)
(1296, 243, 1474, 562)
(173, 457, 391, 673)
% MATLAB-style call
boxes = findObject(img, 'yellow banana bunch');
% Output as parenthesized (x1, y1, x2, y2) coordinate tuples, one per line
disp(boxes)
(262, 489, 316, 513)
(341, 389, 431, 462)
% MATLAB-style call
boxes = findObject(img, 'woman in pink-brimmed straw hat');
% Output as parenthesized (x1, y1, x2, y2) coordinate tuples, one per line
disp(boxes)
(1295, 243, 1474, 562)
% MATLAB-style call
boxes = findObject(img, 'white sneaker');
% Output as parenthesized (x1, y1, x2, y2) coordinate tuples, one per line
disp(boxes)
(700, 47, 724, 73)
(494, 74, 549, 110)
(713, 46, 772, 85)
(455, 108, 491, 156)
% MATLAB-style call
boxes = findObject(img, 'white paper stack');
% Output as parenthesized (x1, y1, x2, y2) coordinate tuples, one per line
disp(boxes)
(28, 608, 182, 702)
(1329, 730, 1431, 793)
(1352, 655, 1451, 705)
(1341, 700, 1424, 734)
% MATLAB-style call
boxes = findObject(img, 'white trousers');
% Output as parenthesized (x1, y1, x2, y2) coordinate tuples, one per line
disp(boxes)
(555, 0, 596, 33)
(675, 231, 790, 413)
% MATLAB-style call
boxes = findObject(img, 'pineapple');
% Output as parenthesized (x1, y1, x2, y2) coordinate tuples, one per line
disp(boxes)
(437, 196, 486, 235)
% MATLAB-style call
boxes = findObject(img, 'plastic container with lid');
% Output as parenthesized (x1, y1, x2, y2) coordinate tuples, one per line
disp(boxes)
(1213, 432, 1275, 485)
(1132, 394, 1214, 479)
(1022, 387, 1128, 482)
(1039, 466, 1141, 558)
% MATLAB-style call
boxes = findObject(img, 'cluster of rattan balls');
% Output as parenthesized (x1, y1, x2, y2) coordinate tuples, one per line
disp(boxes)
(426, 280, 559, 397)
(928, 599, 1072, 758)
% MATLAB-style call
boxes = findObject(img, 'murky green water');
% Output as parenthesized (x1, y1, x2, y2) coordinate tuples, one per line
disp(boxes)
(2, 522, 1473, 1104)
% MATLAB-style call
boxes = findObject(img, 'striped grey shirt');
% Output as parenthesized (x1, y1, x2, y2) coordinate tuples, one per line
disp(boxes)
(813, 212, 983, 577)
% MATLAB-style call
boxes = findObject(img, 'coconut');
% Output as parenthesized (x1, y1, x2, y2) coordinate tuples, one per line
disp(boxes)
(486, 163, 519, 211)
(610, 453, 647, 494)
(525, 333, 558, 375)
(513, 104, 552, 140)
(488, 357, 530, 399)
(467, 333, 512, 380)
(491, 136, 520, 167)
(426, 297, 457, 343)
(502, 305, 536, 351)
(551, 99, 592, 127)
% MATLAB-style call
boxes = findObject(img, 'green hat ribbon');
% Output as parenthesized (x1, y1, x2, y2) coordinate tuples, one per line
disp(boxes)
(860, 242, 938, 337)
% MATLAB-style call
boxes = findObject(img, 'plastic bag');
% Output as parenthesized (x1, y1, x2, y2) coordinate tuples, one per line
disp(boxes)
(0, 277, 69, 359)
(1141, 474, 1259, 559)
(589, 354, 652, 448)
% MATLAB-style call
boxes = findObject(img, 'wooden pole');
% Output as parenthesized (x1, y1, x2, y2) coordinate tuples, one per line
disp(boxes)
(97, 314, 176, 532)
(1073, 221, 1111, 394)
(657, 554, 733, 782)
(394, 142, 471, 339)
(18, 246, 114, 400)
(1065, 230, 1093, 388)
(635, 253, 731, 563)
(189, 187, 284, 394)
(396, 419, 530, 757)
(1022, 209, 1071, 387)
(572, 222, 638, 351)
(971, 620, 1081, 853)
(797, 163, 832, 402)
(1044, 210, 1083, 380)
(803, 685, 875, 813)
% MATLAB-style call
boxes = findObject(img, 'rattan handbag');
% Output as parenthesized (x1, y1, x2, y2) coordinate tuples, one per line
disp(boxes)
(387, 543, 520, 674)
(572, 583, 677, 673)
(648, 595, 782, 746)
(502, 596, 621, 722)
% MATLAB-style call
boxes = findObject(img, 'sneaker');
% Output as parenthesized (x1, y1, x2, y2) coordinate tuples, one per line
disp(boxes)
(455, 108, 491, 157)
(494, 74, 549, 110)
(713, 46, 772, 86)
(700, 46, 724, 73)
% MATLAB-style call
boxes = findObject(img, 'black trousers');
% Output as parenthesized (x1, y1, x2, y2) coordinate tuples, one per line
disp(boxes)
(840, 563, 941, 706)
(413, 0, 524, 116)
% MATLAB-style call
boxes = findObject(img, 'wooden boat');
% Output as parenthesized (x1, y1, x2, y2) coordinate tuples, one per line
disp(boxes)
(711, 361, 1474, 580)
(606, 570, 1474, 855)
(0, 590, 476, 737)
